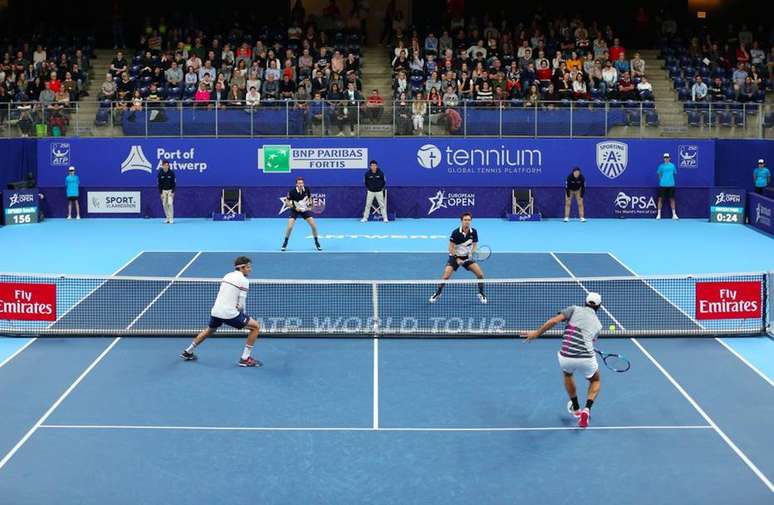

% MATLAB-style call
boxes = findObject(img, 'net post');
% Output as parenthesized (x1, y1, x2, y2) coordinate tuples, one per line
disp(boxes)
(371, 281, 379, 335)
(766, 272, 772, 337)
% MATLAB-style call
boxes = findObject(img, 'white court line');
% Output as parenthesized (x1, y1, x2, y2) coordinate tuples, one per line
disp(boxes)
(0, 337, 122, 471)
(605, 252, 706, 330)
(715, 338, 774, 388)
(38, 424, 713, 432)
(0, 250, 145, 370)
(373, 338, 379, 430)
(0, 339, 37, 369)
(549, 252, 626, 330)
(125, 252, 202, 330)
(631, 338, 774, 493)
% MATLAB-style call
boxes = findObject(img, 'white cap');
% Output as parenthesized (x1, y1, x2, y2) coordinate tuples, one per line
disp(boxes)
(68, 166, 75, 171)
(586, 292, 602, 306)
(662, 152, 670, 158)
(758, 159, 765, 164)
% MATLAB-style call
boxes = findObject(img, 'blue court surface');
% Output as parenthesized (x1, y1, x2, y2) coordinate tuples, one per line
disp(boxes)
(0, 218, 773, 504)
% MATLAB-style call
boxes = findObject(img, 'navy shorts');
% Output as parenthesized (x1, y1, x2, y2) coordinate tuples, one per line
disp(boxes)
(658, 187, 675, 198)
(447, 255, 475, 271)
(289, 210, 313, 220)
(67, 196, 78, 202)
(208, 312, 250, 330)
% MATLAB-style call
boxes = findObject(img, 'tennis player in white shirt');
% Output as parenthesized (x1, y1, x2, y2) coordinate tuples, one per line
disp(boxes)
(180, 256, 262, 367)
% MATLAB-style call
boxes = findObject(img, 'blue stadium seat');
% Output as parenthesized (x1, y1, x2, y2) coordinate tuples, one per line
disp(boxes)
(645, 110, 659, 126)
(167, 86, 182, 99)
(687, 111, 702, 126)
(732, 110, 745, 126)
(94, 108, 109, 126)
(717, 110, 732, 127)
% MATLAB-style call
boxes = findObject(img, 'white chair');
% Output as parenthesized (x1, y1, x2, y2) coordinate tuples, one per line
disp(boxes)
(370, 189, 388, 220)
(221, 188, 242, 216)
(512, 189, 534, 216)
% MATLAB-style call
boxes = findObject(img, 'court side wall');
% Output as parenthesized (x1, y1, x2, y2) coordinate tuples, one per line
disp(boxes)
(9, 137, 772, 218)
(714, 140, 774, 191)
(0, 139, 37, 188)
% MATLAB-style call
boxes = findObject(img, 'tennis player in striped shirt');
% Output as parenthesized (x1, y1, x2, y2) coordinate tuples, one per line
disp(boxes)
(522, 292, 603, 428)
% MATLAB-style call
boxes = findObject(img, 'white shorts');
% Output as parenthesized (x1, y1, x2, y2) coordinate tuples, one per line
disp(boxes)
(557, 352, 599, 379)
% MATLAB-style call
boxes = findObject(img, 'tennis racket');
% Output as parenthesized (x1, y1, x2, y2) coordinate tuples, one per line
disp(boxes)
(472, 245, 492, 262)
(596, 350, 631, 372)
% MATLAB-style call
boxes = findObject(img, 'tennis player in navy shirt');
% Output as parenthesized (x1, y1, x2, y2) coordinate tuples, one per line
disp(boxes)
(656, 152, 678, 220)
(281, 176, 322, 251)
(429, 212, 487, 304)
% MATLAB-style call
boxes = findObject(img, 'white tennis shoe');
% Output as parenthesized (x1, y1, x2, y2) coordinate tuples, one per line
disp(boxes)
(567, 401, 581, 418)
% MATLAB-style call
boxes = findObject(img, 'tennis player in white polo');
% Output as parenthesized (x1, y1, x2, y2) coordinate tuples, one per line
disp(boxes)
(180, 256, 262, 367)
(522, 292, 603, 428)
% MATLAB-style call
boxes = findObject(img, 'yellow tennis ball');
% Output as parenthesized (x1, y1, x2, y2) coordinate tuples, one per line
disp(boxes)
(609, 324, 617, 332)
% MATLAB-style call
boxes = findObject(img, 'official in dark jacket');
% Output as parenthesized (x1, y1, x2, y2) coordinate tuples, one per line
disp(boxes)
(564, 166, 586, 222)
(361, 160, 388, 222)
(158, 160, 176, 223)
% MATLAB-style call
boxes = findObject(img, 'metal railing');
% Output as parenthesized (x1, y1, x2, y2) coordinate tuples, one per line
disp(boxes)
(0, 99, 769, 139)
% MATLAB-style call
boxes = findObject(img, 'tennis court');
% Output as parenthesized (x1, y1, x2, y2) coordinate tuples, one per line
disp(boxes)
(0, 227, 773, 504)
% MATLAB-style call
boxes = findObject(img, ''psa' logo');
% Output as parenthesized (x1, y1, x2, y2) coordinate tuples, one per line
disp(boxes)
(50, 142, 70, 166)
(596, 141, 628, 179)
(678, 145, 699, 169)
(614, 192, 656, 215)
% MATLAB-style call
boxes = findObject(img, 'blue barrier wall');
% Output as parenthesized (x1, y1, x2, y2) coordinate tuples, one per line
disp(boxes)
(36, 138, 716, 188)
(715, 140, 774, 191)
(0, 139, 37, 188)
(0, 136, 767, 219)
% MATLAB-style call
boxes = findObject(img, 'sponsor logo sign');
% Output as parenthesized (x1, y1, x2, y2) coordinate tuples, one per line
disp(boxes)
(678, 144, 699, 169)
(416, 143, 543, 175)
(0, 283, 56, 321)
(596, 141, 628, 179)
(714, 191, 742, 206)
(755, 202, 772, 226)
(50, 142, 70, 166)
(121, 146, 208, 174)
(695, 281, 762, 320)
(259, 145, 368, 172)
(120, 146, 153, 173)
(87, 191, 142, 213)
(613, 191, 657, 216)
(428, 190, 475, 215)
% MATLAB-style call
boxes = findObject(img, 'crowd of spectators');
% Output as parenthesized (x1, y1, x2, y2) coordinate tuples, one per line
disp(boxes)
(389, 15, 656, 116)
(673, 24, 772, 105)
(0, 39, 93, 135)
(98, 19, 365, 119)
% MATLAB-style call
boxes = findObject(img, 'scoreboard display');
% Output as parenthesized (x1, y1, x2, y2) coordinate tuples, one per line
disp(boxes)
(3, 189, 39, 225)
(708, 188, 746, 225)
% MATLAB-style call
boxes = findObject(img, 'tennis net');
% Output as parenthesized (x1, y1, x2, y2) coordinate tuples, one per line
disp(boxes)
(0, 272, 769, 336)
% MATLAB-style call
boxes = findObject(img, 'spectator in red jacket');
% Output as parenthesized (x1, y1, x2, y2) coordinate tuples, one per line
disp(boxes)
(48, 72, 62, 93)
(609, 38, 625, 63)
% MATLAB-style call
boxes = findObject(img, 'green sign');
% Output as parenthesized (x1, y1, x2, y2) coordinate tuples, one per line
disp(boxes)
(261, 145, 292, 173)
